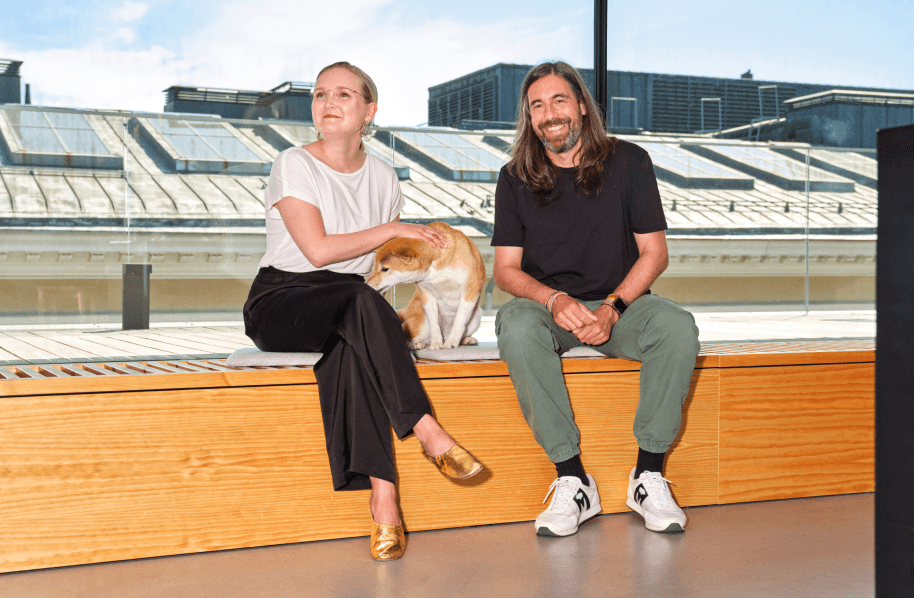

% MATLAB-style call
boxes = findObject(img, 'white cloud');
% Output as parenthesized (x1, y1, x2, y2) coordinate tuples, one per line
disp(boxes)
(6, 44, 189, 112)
(113, 2, 149, 22)
(179, 0, 581, 125)
(114, 27, 136, 43)
(0, 0, 583, 123)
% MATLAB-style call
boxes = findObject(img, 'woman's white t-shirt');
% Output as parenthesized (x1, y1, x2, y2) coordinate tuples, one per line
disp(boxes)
(259, 147, 405, 276)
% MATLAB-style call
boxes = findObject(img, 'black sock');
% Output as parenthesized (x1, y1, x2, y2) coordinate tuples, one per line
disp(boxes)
(555, 454, 589, 485)
(634, 448, 665, 478)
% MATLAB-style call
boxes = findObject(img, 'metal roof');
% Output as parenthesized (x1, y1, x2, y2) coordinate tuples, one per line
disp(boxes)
(785, 89, 914, 109)
(0, 105, 877, 236)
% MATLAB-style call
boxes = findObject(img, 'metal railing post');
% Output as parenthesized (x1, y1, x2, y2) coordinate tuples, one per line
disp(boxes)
(804, 147, 811, 314)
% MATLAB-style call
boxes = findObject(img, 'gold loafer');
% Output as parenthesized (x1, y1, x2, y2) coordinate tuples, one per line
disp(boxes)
(370, 519, 406, 561)
(422, 444, 484, 480)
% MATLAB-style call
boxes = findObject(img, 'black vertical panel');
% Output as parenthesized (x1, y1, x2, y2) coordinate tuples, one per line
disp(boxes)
(122, 264, 152, 330)
(876, 123, 914, 597)
(593, 0, 608, 124)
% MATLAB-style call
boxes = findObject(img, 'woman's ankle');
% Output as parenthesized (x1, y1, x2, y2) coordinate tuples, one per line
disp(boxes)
(369, 479, 401, 525)
(413, 414, 455, 457)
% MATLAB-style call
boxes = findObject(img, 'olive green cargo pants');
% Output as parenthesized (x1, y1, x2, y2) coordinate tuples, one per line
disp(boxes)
(495, 294, 700, 462)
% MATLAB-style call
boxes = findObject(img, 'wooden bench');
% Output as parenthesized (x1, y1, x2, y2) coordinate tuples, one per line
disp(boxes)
(0, 341, 874, 573)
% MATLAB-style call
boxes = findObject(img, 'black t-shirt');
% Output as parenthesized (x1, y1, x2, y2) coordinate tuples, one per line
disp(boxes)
(491, 139, 667, 300)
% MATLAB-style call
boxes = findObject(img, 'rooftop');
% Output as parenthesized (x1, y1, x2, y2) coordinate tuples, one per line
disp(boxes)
(785, 88, 914, 109)
(0, 104, 877, 236)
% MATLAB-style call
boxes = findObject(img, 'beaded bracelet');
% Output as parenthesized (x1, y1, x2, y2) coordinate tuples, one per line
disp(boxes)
(546, 291, 568, 311)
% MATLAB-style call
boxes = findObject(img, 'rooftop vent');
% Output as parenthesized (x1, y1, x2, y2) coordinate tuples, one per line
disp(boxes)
(163, 85, 274, 119)
(0, 59, 23, 104)
(265, 81, 314, 98)
(164, 85, 271, 107)
(0, 59, 22, 77)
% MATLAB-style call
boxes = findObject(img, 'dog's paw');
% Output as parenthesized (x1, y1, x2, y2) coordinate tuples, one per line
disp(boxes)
(408, 340, 427, 350)
(460, 336, 478, 346)
(442, 340, 460, 349)
(429, 341, 444, 351)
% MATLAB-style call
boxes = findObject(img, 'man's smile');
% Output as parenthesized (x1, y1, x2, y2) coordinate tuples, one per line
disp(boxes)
(540, 119, 571, 134)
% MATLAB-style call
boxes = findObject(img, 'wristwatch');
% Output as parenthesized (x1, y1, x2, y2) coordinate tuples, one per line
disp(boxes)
(603, 294, 629, 316)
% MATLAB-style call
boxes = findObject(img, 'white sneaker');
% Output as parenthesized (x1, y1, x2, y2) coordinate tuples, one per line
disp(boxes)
(535, 475, 601, 537)
(626, 467, 687, 533)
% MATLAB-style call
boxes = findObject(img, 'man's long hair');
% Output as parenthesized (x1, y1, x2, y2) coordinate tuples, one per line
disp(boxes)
(507, 62, 616, 199)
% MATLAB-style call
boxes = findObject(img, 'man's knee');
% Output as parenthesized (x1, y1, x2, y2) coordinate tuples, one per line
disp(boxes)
(495, 298, 554, 354)
(643, 300, 700, 356)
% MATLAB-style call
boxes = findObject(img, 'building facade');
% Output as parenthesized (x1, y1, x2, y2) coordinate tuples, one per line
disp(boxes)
(428, 63, 914, 138)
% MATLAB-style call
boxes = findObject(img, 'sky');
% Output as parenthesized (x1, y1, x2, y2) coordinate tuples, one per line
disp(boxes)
(0, 0, 912, 126)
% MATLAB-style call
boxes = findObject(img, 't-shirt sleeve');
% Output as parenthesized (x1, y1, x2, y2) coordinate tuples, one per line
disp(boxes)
(491, 167, 525, 247)
(628, 148, 668, 234)
(264, 150, 320, 220)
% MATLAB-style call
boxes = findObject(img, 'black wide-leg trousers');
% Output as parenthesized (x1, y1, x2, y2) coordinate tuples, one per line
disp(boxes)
(243, 267, 432, 491)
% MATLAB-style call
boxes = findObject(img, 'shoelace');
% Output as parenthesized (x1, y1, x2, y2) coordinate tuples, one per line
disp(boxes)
(542, 477, 578, 510)
(639, 472, 675, 510)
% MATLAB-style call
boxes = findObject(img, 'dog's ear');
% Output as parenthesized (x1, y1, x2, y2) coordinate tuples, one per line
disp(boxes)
(397, 246, 418, 262)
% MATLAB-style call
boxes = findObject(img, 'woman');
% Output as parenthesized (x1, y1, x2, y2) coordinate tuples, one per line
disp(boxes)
(243, 62, 483, 561)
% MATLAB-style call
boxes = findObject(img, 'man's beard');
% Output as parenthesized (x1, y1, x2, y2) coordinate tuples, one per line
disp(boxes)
(536, 117, 583, 154)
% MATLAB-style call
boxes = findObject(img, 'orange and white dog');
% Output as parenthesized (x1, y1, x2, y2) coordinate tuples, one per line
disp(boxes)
(366, 222, 485, 350)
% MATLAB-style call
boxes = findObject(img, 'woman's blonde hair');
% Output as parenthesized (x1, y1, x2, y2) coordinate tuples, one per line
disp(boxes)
(316, 61, 378, 142)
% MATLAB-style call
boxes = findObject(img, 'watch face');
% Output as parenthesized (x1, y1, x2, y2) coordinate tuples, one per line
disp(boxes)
(612, 297, 627, 314)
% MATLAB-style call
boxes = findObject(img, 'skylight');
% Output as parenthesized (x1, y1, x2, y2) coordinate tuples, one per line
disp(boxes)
(683, 143, 855, 192)
(394, 131, 505, 182)
(0, 108, 121, 169)
(640, 142, 754, 189)
(136, 117, 270, 174)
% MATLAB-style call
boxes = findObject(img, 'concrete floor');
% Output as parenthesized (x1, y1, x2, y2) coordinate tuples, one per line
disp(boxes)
(0, 493, 873, 598)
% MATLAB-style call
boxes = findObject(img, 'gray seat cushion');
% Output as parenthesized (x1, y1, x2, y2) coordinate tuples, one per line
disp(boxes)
(226, 348, 323, 367)
(227, 345, 609, 366)
(412, 346, 606, 361)
(226, 347, 421, 367)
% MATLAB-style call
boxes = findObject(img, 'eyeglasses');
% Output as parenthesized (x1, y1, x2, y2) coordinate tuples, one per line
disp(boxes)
(313, 87, 369, 103)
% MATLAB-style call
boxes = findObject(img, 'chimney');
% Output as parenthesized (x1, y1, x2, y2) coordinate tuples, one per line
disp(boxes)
(24, 83, 31, 105)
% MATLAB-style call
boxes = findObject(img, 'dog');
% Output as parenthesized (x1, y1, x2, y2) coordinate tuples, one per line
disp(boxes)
(366, 222, 486, 351)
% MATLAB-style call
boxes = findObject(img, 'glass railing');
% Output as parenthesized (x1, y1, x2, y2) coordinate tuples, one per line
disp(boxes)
(0, 105, 879, 361)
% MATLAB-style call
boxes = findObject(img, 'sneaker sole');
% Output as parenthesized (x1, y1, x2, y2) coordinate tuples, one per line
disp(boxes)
(625, 498, 686, 533)
(535, 503, 602, 537)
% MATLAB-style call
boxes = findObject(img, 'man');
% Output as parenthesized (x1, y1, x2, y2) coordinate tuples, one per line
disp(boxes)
(492, 61, 700, 537)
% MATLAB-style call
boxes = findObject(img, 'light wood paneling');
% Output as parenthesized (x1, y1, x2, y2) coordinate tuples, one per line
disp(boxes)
(0, 367, 719, 572)
(572, 367, 720, 512)
(1, 384, 352, 572)
(718, 349, 874, 368)
(0, 346, 875, 573)
(719, 362, 875, 503)
(397, 377, 556, 530)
